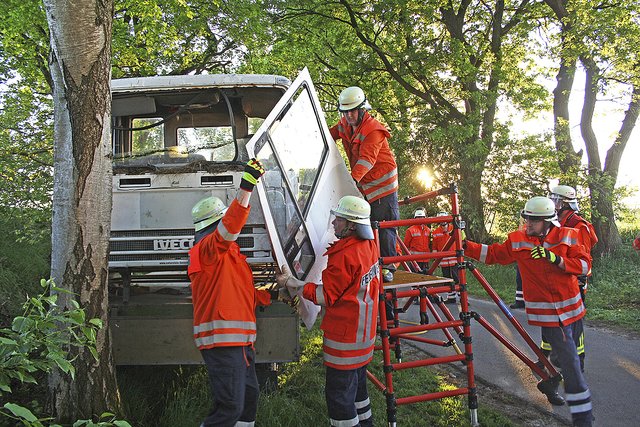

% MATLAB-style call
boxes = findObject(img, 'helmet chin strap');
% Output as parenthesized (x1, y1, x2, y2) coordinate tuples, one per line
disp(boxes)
(336, 223, 356, 239)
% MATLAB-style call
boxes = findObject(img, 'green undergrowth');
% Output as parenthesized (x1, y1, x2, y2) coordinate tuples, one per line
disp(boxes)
(118, 327, 514, 426)
(0, 218, 50, 322)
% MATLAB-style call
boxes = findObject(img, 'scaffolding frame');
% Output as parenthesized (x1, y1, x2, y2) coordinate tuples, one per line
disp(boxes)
(367, 184, 563, 426)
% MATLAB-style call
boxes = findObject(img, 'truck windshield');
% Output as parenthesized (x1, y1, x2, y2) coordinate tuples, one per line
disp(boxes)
(115, 118, 236, 165)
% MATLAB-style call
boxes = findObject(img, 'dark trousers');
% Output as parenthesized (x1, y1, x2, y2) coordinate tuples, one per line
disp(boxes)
(326, 365, 372, 427)
(200, 345, 259, 427)
(442, 265, 459, 299)
(541, 323, 593, 426)
(514, 265, 524, 302)
(370, 192, 399, 270)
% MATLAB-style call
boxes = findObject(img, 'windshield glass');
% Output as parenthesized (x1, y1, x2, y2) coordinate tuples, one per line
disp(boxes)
(253, 84, 328, 279)
(177, 126, 235, 161)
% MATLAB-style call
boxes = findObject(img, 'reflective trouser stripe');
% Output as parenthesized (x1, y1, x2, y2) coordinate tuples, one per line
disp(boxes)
(355, 397, 370, 409)
(358, 409, 372, 421)
(566, 389, 592, 414)
(330, 415, 359, 426)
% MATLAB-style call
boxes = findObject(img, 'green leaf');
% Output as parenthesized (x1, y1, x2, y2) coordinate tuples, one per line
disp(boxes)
(69, 309, 86, 325)
(99, 412, 115, 418)
(0, 337, 18, 346)
(89, 346, 99, 361)
(3, 402, 38, 421)
(114, 421, 133, 427)
(11, 316, 33, 332)
(89, 318, 103, 328)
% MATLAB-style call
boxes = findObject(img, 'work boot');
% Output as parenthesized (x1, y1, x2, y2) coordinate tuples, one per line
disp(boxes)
(537, 376, 565, 406)
(544, 391, 566, 406)
(382, 269, 394, 283)
(509, 300, 525, 309)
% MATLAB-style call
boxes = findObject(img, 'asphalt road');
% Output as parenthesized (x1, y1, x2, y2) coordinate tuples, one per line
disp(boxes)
(397, 296, 640, 427)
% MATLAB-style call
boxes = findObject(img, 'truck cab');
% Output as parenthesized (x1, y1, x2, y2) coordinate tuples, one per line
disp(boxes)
(108, 69, 360, 367)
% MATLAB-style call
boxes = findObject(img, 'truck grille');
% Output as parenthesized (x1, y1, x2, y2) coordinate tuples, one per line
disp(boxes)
(108, 226, 270, 268)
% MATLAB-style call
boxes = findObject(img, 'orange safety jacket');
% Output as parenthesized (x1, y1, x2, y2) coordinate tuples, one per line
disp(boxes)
(302, 235, 380, 370)
(404, 225, 431, 254)
(330, 112, 398, 202)
(188, 199, 271, 350)
(466, 226, 591, 328)
(431, 225, 457, 267)
(559, 210, 598, 256)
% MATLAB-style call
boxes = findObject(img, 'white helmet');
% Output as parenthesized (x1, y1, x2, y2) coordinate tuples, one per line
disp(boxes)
(332, 195, 371, 224)
(520, 196, 560, 227)
(414, 208, 426, 218)
(549, 185, 579, 211)
(338, 86, 371, 112)
(331, 195, 373, 240)
(192, 196, 227, 231)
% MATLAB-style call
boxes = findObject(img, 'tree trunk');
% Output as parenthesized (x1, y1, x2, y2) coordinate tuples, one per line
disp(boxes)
(545, 0, 583, 176)
(579, 56, 625, 256)
(43, 0, 121, 422)
(460, 159, 489, 243)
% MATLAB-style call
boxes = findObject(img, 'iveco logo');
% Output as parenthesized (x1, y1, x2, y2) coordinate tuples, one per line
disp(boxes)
(153, 238, 194, 250)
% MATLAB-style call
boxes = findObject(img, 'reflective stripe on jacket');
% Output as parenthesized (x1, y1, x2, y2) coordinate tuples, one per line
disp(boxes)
(330, 112, 398, 202)
(188, 199, 271, 349)
(302, 236, 380, 370)
(466, 226, 591, 327)
(431, 225, 457, 267)
(404, 225, 430, 254)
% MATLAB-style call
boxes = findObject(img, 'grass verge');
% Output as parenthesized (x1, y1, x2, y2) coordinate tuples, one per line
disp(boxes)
(118, 327, 516, 426)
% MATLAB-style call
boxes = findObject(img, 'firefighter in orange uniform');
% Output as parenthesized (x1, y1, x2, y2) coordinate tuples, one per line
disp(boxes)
(543, 185, 598, 372)
(404, 208, 431, 272)
(465, 197, 593, 427)
(329, 86, 399, 283)
(188, 159, 272, 427)
(277, 195, 380, 427)
(431, 212, 459, 303)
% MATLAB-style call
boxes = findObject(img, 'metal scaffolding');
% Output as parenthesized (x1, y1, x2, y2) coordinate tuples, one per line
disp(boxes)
(367, 183, 563, 426)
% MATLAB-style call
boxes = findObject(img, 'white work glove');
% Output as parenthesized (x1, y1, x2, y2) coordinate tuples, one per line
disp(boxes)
(275, 265, 305, 303)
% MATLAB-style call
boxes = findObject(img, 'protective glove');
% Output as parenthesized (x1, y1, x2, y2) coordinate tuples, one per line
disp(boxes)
(275, 265, 305, 291)
(531, 246, 561, 265)
(240, 158, 266, 192)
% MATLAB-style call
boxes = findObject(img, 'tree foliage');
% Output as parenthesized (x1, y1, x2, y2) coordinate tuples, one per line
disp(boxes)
(228, 0, 555, 241)
(542, 0, 640, 254)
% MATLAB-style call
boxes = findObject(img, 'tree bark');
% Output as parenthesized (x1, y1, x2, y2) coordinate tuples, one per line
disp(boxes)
(579, 56, 626, 256)
(44, 0, 121, 422)
(544, 0, 583, 176)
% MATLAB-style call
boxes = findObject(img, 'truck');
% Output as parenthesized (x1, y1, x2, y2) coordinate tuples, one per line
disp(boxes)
(108, 69, 360, 374)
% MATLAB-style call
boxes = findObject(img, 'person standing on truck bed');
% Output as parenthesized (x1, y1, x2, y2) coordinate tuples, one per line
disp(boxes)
(329, 86, 399, 284)
(277, 195, 380, 427)
(188, 158, 273, 427)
